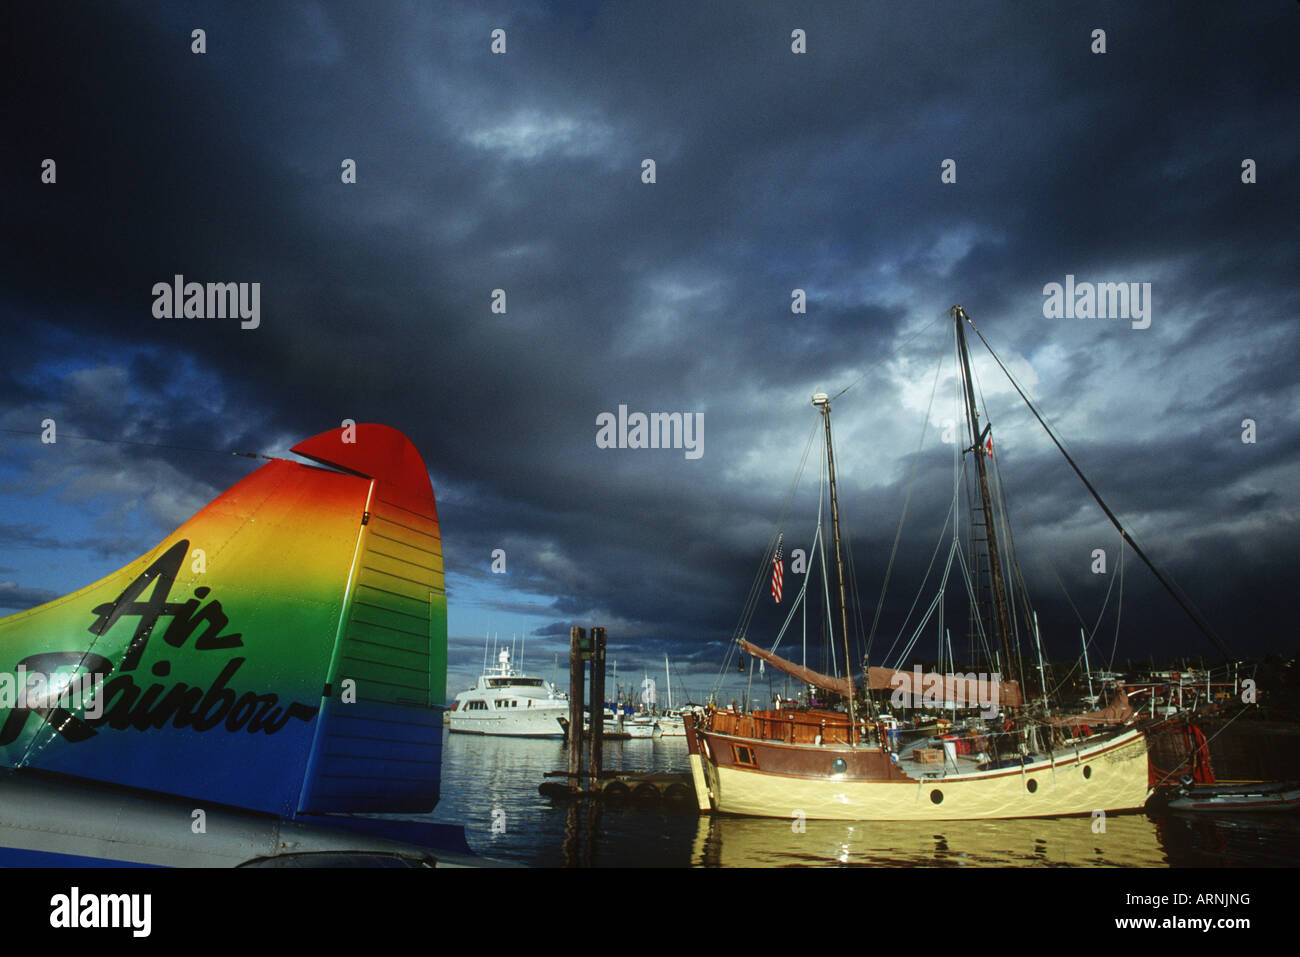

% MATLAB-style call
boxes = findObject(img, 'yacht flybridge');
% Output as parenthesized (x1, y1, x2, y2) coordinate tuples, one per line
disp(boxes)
(447, 648, 567, 738)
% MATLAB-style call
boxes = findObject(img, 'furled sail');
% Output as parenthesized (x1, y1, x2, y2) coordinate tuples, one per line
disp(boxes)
(866, 667, 1023, 709)
(738, 640, 851, 697)
(738, 640, 1023, 708)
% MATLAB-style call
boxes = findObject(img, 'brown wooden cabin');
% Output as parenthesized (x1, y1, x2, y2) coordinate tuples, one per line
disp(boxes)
(707, 708, 873, 746)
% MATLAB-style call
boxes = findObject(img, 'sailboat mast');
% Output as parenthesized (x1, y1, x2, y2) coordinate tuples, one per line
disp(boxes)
(814, 392, 857, 744)
(952, 306, 1021, 697)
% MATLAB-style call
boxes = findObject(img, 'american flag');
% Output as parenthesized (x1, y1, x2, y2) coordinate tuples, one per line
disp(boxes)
(771, 534, 784, 603)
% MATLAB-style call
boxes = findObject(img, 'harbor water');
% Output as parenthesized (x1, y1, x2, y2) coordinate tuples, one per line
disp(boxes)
(423, 729, 1300, 867)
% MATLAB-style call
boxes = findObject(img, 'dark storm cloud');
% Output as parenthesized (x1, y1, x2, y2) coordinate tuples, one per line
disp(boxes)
(0, 582, 60, 611)
(3, 1, 1297, 679)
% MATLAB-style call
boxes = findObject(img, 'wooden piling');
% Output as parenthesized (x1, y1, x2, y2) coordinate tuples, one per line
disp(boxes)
(588, 627, 606, 789)
(568, 627, 586, 789)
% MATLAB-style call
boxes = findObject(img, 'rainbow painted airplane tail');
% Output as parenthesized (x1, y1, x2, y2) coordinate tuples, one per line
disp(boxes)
(0, 424, 467, 866)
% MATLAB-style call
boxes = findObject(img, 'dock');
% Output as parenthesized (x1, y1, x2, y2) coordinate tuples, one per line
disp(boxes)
(539, 770, 695, 806)
(540, 626, 695, 809)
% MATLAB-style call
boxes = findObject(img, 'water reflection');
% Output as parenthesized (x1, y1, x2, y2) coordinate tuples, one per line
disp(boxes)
(691, 813, 1169, 867)
(427, 730, 1298, 867)
(1152, 810, 1300, 867)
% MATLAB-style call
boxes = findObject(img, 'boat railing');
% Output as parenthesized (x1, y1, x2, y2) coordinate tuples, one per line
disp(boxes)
(705, 709, 1038, 756)
(707, 709, 867, 746)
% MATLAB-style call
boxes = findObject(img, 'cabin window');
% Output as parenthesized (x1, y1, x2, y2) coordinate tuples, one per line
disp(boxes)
(1026, 778, 1038, 793)
(930, 789, 944, 804)
(732, 745, 758, 768)
(1082, 765, 1092, 779)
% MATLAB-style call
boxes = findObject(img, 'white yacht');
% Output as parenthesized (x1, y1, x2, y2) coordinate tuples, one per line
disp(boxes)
(656, 710, 687, 737)
(446, 649, 566, 738)
(624, 712, 659, 738)
(656, 656, 687, 735)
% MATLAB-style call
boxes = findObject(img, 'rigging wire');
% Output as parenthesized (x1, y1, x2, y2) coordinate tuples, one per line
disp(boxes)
(955, 545, 997, 667)
(864, 319, 953, 663)
(817, 433, 839, 681)
(966, 359, 1029, 689)
(1043, 528, 1126, 699)
(961, 314, 1231, 661)
(879, 483, 958, 667)
(711, 420, 821, 697)
(829, 312, 947, 402)
(1108, 544, 1126, 672)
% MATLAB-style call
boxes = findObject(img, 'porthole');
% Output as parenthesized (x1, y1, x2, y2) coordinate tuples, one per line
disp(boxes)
(1026, 778, 1038, 793)
(930, 789, 944, 804)
(1082, 765, 1092, 779)
(831, 758, 847, 773)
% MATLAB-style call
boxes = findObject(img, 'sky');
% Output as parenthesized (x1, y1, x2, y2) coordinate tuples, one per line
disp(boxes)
(3, 1, 1297, 706)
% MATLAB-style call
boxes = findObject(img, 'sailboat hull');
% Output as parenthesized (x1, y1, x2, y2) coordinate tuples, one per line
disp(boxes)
(693, 727, 1151, 821)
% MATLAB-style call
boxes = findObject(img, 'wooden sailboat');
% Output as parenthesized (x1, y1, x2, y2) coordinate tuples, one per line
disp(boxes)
(686, 306, 1218, 821)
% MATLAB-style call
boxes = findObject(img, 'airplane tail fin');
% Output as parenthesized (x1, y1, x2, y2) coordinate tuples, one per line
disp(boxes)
(0, 424, 446, 818)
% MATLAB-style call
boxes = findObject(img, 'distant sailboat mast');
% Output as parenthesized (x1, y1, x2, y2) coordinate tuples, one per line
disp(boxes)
(665, 653, 672, 711)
